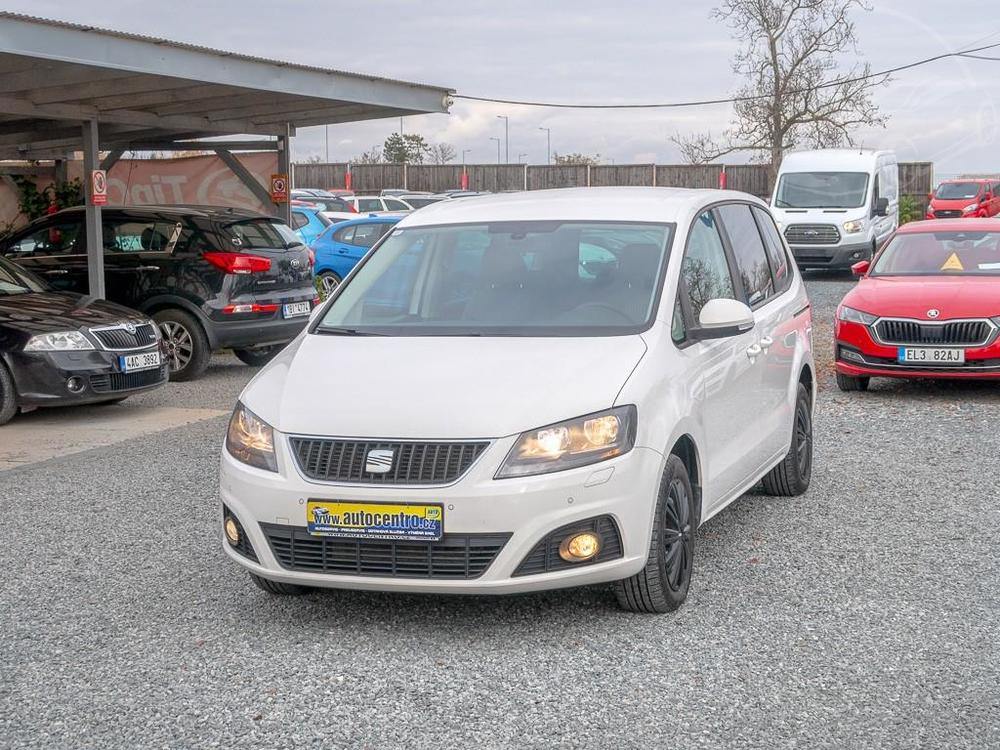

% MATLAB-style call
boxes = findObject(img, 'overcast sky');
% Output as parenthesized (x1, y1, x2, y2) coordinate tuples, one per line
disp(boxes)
(6, 1, 1000, 175)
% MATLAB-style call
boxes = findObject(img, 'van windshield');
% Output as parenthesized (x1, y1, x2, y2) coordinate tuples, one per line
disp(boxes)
(316, 221, 673, 336)
(934, 182, 982, 200)
(774, 172, 870, 209)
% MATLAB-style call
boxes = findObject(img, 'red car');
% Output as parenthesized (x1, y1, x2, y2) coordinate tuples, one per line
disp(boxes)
(834, 219, 1000, 390)
(926, 178, 1000, 219)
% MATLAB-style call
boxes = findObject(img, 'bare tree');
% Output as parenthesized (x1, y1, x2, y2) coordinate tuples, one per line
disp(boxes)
(673, 0, 887, 175)
(351, 146, 383, 165)
(429, 142, 457, 165)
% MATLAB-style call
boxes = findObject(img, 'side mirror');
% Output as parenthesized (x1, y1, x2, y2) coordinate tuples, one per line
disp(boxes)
(874, 197, 889, 217)
(851, 260, 870, 276)
(689, 298, 755, 341)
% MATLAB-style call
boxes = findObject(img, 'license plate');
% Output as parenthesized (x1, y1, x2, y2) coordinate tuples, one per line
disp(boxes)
(897, 347, 965, 364)
(119, 350, 161, 372)
(306, 500, 443, 541)
(283, 301, 311, 318)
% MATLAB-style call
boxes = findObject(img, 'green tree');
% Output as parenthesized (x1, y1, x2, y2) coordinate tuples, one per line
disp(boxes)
(383, 133, 431, 164)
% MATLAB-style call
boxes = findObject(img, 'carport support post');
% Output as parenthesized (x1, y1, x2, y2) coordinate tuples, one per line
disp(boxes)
(81, 119, 105, 298)
(278, 126, 292, 225)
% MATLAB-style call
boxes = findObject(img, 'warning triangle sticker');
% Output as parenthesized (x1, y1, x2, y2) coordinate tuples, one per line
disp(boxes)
(941, 253, 964, 271)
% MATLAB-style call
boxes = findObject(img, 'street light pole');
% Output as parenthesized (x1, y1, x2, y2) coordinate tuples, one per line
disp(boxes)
(496, 115, 509, 163)
(325, 125, 329, 162)
(538, 127, 551, 165)
(489, 137, 501, 164)
(462, 148, 471, 166)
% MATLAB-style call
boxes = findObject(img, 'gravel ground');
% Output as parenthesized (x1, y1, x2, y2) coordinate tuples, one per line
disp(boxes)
(2, 275, 999, 749)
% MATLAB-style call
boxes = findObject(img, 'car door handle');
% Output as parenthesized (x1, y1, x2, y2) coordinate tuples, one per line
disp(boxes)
(43, 269, 68, 275)
(759, 336, 773, 351)
(746, 343, 762, 361)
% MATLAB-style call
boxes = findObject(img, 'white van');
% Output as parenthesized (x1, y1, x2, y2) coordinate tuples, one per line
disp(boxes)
(771, 149, 898, 269)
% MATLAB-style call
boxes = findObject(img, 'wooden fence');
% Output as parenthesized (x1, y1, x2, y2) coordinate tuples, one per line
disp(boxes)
(294, 161, 934, 206)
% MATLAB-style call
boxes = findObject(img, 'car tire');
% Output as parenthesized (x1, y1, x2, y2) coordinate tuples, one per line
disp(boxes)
(0, 361, 18, 426)
(761, 382, 813, 496)
(316, 271, 341, 298)
(249, 573, 311, 596)
(836, 373, 870, 392)
(154, 309, 210, 382)
(232, 346, 282, 367)
(614, 454, 696, 613)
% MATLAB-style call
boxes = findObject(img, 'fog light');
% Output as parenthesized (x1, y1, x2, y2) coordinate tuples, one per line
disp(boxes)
(559, 532, 601, 562)
(840, 347, 864, 363)
(66, 376, 84, 393)
(224, 517, 240, 546)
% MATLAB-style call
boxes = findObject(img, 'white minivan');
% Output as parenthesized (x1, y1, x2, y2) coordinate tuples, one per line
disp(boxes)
(771, 149, 898, 269)
(220, 188, 815, 613)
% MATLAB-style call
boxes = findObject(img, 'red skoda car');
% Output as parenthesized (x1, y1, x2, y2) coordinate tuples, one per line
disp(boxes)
(835, 219, 1000, 390)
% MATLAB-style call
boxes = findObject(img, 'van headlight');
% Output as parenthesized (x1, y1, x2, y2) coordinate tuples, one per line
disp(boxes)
(496, 405, 636, 479)
(226, 402, 277, 472)
(23, 331, 94, 351)
(837, 306, 877, 325)
(842, 219, 866, 234)
(962, 203, 980, 215)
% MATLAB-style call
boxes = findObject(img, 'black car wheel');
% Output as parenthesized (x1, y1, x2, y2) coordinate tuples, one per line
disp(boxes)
(0, 361, 18, 426)
(316, 271, 341, 298)
(836, 373, 870, 392)
(614, 455, 696, 613)
(154, 309, 210, 382)
(233, 345, 282, 367)
(761, 382, 813, 496)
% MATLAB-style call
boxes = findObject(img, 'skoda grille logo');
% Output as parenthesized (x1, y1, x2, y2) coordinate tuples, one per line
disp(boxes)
(927, 309, 940, 319)
(122, 321, 137, 334)
(365, 449, 394, 474)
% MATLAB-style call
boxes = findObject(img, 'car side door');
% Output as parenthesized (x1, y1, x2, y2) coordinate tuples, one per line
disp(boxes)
(672, 207, 761, 511)
(101, 214, 181, 307)
(1, 216, 89, 293)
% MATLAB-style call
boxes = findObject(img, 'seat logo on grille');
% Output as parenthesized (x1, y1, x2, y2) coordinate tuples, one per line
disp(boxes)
(365, 449, 394, 474)
(926, 309, 940, 318)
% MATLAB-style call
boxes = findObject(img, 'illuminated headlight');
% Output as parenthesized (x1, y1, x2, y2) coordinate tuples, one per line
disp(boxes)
(842, 219, 866, 234)
(837, 306, 877, 326)
(962, 203, 979, 214)
(226, 402, 277, 472)
(23, 330, 94, 351)
(496, 405, 636, 479)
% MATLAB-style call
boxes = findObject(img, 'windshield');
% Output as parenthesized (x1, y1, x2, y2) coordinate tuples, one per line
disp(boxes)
(0, 255, 48, 295)
(774, 172, 870, 209)
(222, 219, 303, 249)
(316, 221, 673, 336)
(935, 182, 983, 200)
(872, 231, 1000, 276)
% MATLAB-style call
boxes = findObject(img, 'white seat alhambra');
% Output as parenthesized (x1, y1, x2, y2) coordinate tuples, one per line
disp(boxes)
(220, 187, 815, 613)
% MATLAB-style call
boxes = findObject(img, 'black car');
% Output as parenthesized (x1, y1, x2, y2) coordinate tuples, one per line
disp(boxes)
(0, 205, 317, 381)
(0, 256, 168, 425)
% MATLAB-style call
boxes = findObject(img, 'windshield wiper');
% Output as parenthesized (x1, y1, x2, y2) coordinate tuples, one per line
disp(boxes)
(315, 326, 386, 336)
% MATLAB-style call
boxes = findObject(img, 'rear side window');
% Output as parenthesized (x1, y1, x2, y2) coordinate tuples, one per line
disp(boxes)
(717, 203, 774, 307)
(357, 198, 383, 212)
(223, 219, 300, 249)
(680, 210, 737, 322)
(751, 206, 792, 295)
(291, 212, 309, 230)
(351, 224, 383, 248)
(103, 219, 186, 254)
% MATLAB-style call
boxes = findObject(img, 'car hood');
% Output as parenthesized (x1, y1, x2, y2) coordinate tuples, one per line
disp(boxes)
(930, 198, 979, 210)
(845, 276, 1000, 319)
(242, 333, 648, 439)
(0, 291, 144, 337)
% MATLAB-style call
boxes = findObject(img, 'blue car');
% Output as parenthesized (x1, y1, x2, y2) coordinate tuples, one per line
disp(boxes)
(290, 205, 332, 247)
(311, 215, 402, 294)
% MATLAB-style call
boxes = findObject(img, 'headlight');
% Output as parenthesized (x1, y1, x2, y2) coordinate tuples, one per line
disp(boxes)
(226, 402, 277, 472)
(837, 306, 877, 325)
(962, 203, 980, 214)
(23, 330, 94, 351)
(496, 405, 636, 479)
(842, 219, 865, 234)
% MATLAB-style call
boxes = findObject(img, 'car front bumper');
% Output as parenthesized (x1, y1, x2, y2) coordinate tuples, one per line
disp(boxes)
(790, 240, 873, 269)
(7, 345, 169, 408)
(219, 436, 664, 594)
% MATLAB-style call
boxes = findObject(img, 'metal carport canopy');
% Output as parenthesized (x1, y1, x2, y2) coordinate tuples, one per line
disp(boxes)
(0, 12, 453, 296)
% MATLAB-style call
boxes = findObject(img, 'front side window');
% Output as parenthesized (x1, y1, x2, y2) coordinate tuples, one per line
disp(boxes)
(681, 210, 737, 322)
(717, 204, 774, 306)
(6, 222, 82, 257)
(872, 231, 1000, 276)
(317, 221, 673, 336)
(774, 172, 870, 209)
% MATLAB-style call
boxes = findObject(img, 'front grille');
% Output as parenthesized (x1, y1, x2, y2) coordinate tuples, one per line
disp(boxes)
(289, 438, 489, 485)
(513, 516, 624, 577)
(90, 323, 158, 350)
(784, 224, 841, 245)
(261, 524, 510, 579)
(874, 319, 994, 347)
(91, 367, 167, 393)
(932, 210, 961, 219)
(223, 505, 258, 562)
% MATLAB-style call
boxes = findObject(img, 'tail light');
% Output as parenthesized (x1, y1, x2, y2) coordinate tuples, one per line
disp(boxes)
(222, 303, 279, 315)
(203, 252, 271, 275)
(307, 248, 315, 267)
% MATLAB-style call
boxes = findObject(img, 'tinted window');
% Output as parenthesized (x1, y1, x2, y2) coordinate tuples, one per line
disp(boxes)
(681, 210, 737, 322)
(357, 199, 383, 212)
(351, 224, 383, 248)
(103, 219, 185, 254)
(751, 206, 791, 295)
(223, 219, 300, 249)
(717, 204, 773, 306)
(334, 226, 355, 244)
(291, 212, 309, 230)
(384, 198, 410, 211)
(6, 221, 82, 257)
